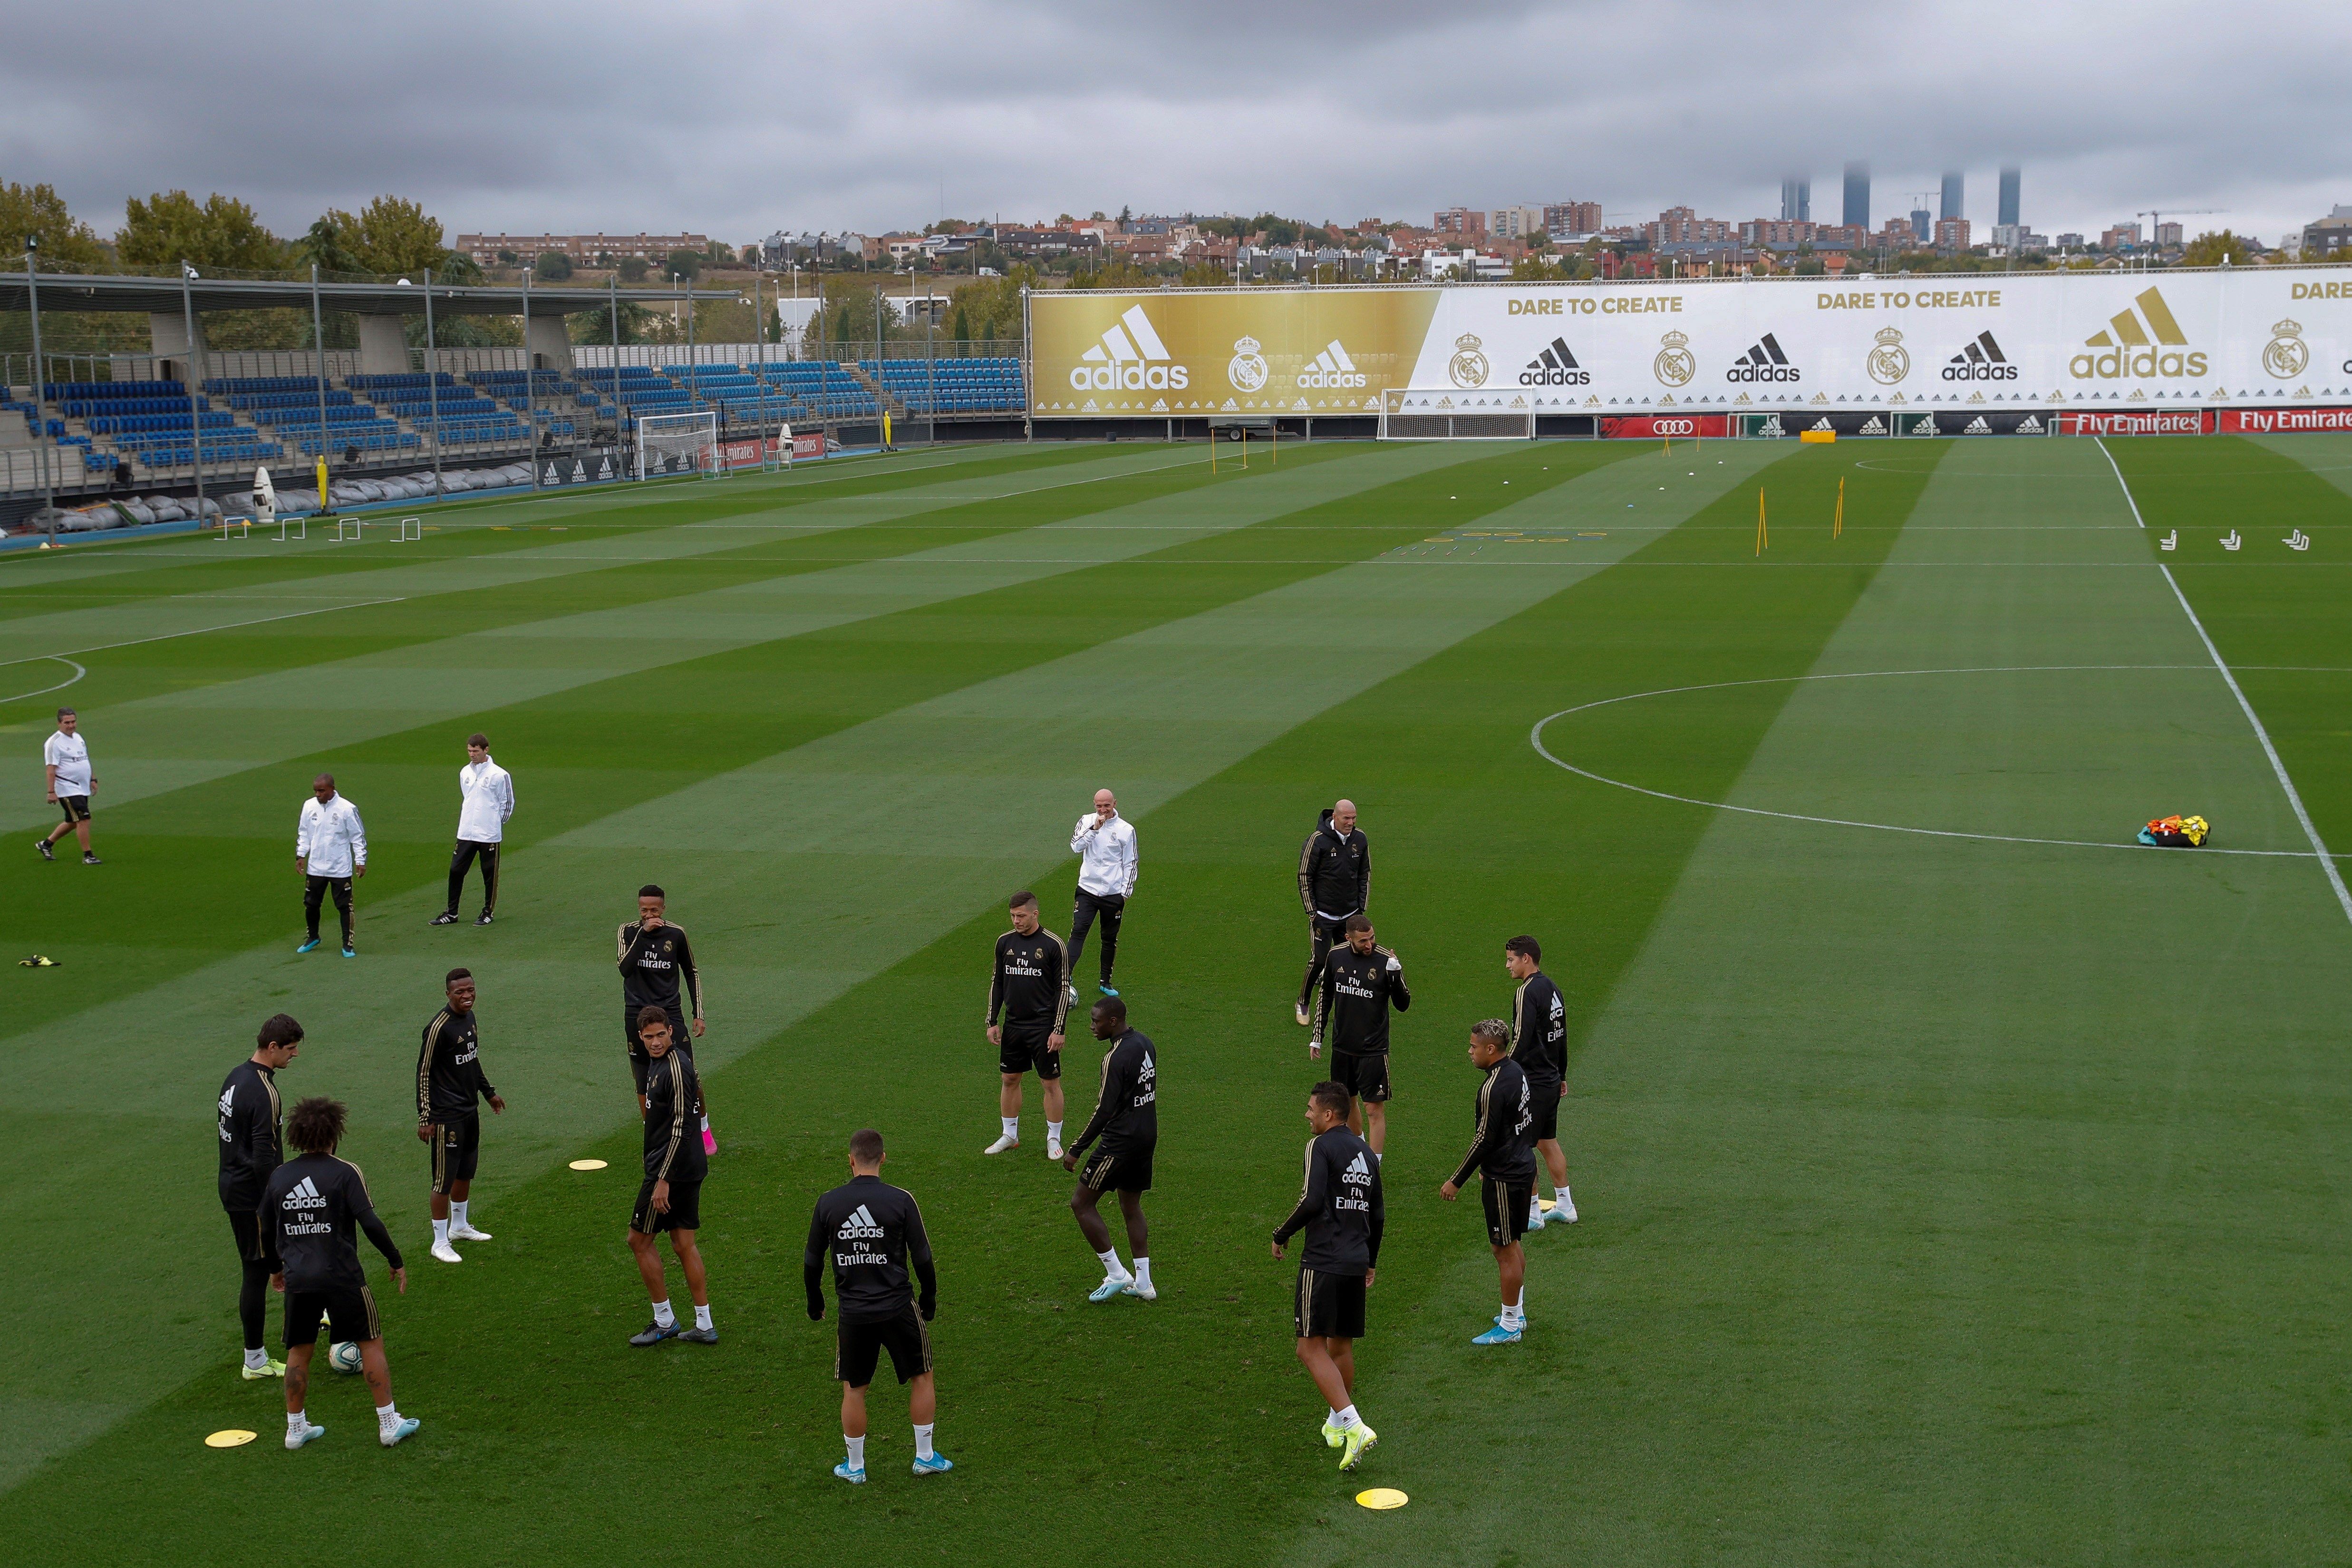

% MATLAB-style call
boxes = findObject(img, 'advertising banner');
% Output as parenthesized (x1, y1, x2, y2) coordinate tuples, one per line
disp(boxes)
(1600, 414, 1729, 439)
(2058, 410, 2214, 436)
(2215, 405, 2352, 433)
(1030, 268, 2352, 420)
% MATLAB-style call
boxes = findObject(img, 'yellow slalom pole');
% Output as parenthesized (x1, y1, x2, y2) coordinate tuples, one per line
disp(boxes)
(1833, 475, 1845, 538)
(1240, 428, 1248, 470)
(1272, 418, 1278, 466)
(1756, 488, 1768, 555)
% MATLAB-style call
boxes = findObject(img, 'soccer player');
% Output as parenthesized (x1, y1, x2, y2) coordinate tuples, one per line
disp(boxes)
(985, 890, 1070, 1157)
(618, 885, 708, 1132)
(416, 968, 506, 1264)
(1506, 935, 1576, 1229)
(433, 732, 513, 927)
(1065, 788, 1138, 1003)
(1061, 996, 1158, 1302)
(35, 707, 100, 864)
(1309, 914, 1409, 1156)
(1440, 1020, 1537, 1345)
(295, 774, 366, 958)
(804, 1128, 950, 1483)
(1271, 1081, 1383, 1471)
(220, 1013, 302, 1380)
(1293, 799, 1367, 1025)
(262, 1094, 418, 1449)
(627, 1009, 717, 1347)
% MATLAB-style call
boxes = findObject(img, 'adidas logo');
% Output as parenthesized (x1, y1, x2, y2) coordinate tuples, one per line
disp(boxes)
(1808, 416, 1834, 431)
(1343, 1151, 1372, 1181)
(837, 1203, 886, 1241)
(1297, 339, 1366, 389)
(1725, 333, 1801, 384)
(2070, 288, 2208, 380)
(1943, 330, 2019, 382)
(284, 1176, 327, 1211)
(2017, 415, 2043, 434)
(1858, 415, 1887, 435)
(1518, 337, 1590, 387)
(219, 1087, 236, 1118)
(1070, 306, 1189, 392)
(1963, 416, 1993, 435)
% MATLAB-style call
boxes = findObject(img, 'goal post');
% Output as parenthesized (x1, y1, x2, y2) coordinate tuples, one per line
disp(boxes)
(1377, 389, 1536, 441)
(636, 411, 721, 480)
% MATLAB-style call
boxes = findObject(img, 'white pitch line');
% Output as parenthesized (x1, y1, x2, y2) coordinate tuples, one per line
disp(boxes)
(0, 597, 407, 667)
(0, 656, 86, 705)
(2097, 437, 2352, 926)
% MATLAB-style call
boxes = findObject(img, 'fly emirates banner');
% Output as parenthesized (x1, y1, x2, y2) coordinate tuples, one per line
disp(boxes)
(1028, 269, 2352, 417)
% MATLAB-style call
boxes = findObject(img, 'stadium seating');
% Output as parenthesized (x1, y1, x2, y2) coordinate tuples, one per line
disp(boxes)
(861, 357, 1024, 414)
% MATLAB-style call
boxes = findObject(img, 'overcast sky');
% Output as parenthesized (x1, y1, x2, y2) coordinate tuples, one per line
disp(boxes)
(7, 0, 2347, 248)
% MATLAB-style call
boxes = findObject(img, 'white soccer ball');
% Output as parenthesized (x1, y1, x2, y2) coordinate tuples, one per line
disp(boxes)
(328, 1340, 363, 1375)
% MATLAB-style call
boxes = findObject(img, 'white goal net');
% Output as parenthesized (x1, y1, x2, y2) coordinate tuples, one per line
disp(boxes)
(1377, 389, 1536, 441)
(636, 411, 721, 479)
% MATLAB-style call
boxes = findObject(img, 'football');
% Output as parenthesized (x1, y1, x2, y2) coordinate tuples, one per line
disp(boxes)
(328, 1341, 363, 1376)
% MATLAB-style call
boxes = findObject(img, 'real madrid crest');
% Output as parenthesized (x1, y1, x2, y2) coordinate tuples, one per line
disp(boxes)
(1448, 333, 1490, 388)
(1866, 326, 1910, 386)
(1227, 335, 1268, 393)
(1653, 329, 1695, 388)
(2263, 319, 2307, 379)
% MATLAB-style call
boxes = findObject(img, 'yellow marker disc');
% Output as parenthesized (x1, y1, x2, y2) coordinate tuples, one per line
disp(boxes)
(1355, 1488, 1409, 1510)
(204, 1429, 257, 1448)
(568, 1159, 608, 1171)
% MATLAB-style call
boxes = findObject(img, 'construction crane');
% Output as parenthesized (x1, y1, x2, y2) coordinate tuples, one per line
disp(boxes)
(2137, 208, 2223, 248)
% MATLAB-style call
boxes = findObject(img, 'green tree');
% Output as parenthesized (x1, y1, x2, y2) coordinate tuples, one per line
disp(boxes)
(665, 248, 704, 281)
(705, 240, 735, 264)
(1067, 259, 1158, 290)
(0, 181, 109, 270)
(533, 250, 575, 281)
(617, 255, 651, 283)
(2183, 229, 2252, 267)
(348, 196, 451, 275)
(118, 190, 282, 272)
(294, 214, 364, 275)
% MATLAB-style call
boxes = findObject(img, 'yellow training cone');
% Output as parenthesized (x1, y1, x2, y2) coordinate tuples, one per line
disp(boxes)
(1355, 1488, 1409, 1510)
(568, 1159, 609, 1171)
(205, 1430, 257, 1448)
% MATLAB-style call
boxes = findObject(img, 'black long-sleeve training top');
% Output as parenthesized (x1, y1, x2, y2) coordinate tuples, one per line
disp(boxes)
(1297, 810, 1371, 919)
(416, 1005, 496, 1123)
(803, 1173, 938, 1322)
(1069, 1028, 1158, 1156)
(1449, 1056, 1538, 1189)
(1272, 1125, 1384, 1274)
(216, 1059, 283, 1213)
(641, 1050, 708, 1185)
(988, 928, 1071, 1032)
(1511, 970, 1568, 1084)
(262, 1152, 404, 1290)
(1313, 942, 1411, 1053)
(619, 920, 704, 1018)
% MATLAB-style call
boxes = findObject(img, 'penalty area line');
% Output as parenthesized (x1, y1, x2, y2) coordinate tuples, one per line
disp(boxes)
(2097, 436, 2352, 928)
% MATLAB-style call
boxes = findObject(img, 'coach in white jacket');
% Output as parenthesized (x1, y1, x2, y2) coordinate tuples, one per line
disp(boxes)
(295, 773, 367, 956)
(1066, 788, 1139, 1001)
(436, 732, 514, 927)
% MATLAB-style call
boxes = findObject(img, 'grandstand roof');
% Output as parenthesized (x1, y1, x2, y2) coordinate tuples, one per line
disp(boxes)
(0, 271, 734, 317)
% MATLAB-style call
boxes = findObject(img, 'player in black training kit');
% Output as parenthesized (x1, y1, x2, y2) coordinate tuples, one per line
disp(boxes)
(1294, 799, 1370, 1026)
(262, 1095, 417, 1449)
(416, 968, 505, 1265)
(1440, 1020, 1538, 1344)
(618, 883, 706, 1104)
(804, 1128, 950, 1482)
(985, 890, 1071, 1157)
(220, 1013, 302, 1380)
(1060, 996, 1159, 1303)
(1309, 913, 1410, 1156)
(1271, 1081, 1384, 1471)
(1505, 934, 1575, 1229)
(627, 1009, 717, 1347)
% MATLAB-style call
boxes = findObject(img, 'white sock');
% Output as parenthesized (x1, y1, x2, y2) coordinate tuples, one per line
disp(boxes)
(1001, 1116, 1018, 1137)
(1557, 1183, 1573, 1205)
(694, 1302, 712, 1332)
(914, 1421, 935, 1460)
(845, 1434, 866, 1469)
(433, 1217, 449, 1244)
(286, 1409, 309, 1433)
(244, 1346, 270, 1370)
(1332, 1404, 1360, 1430)
(1047, 1120, 1063, 1143)
(1096, 1248, 1129, 1280)
(450, 1200, 469, 1229)
(652, 1298, 675, 1329)
(1502, 1297, 1525, 1328)
(1133, 1257, 1152, 1290)
(375, 1401, 400, 1432)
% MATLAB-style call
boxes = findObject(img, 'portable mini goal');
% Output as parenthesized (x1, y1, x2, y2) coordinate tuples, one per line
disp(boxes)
(1377, 389, 1536, 440)
(636, 410, 722, 480)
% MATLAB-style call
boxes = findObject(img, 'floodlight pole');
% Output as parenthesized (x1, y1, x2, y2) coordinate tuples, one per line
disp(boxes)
(24, 240, 54, 532)
(310, 263, 328, 497)
(523, 267, 540, 490)
(609, 271, 622, 472)
(754, 266, 769, 464)
(180, 260, 209, 531)
(424, 268, 443, 501)
(684, 272, 699, 413)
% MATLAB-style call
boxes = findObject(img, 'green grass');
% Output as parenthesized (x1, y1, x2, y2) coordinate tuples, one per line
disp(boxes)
(0, 434, 2347, 1567)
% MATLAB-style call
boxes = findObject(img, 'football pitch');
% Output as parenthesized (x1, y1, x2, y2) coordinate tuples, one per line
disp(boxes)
(1, 431, 2347, 1566)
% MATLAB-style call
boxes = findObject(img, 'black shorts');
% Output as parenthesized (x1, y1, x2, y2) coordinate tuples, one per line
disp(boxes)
(1077, 1140, 1153, 1194)
(1481, 1176, 1534, 1247)
(57, 794, 90, 824)
(631, 1175, 702, 1235)
(1330, 1050, 1391, 1104)
(999, 1024, 1062, 1079)
(1294, 1267, 1367, 1341)
(228, 1207, 269, 1265)
(835, 1303, 933, 1387)
(626, 1005, 689, 1094)
(429, 1115, 481, 1194)
(1526, 1081, 1561, 1142)
(285, 1285, 381, 1348)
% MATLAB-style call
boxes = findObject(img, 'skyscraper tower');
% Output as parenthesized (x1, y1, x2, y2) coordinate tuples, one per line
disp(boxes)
(1781, 177, 1811, 223)
(1940, 172, 1965, 221)
(1998, 165, 2021, 228)
(1843, 162, 1869, 230)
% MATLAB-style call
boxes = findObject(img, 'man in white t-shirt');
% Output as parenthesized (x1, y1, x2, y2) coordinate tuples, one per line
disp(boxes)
(434, 732, 514, 928)
(36, 707, 100, 865)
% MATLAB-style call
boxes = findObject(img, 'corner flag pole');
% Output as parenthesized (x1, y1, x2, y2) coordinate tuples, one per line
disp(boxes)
(1756, 488, 1768, 555)
(1833, 475, 1845, 539)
